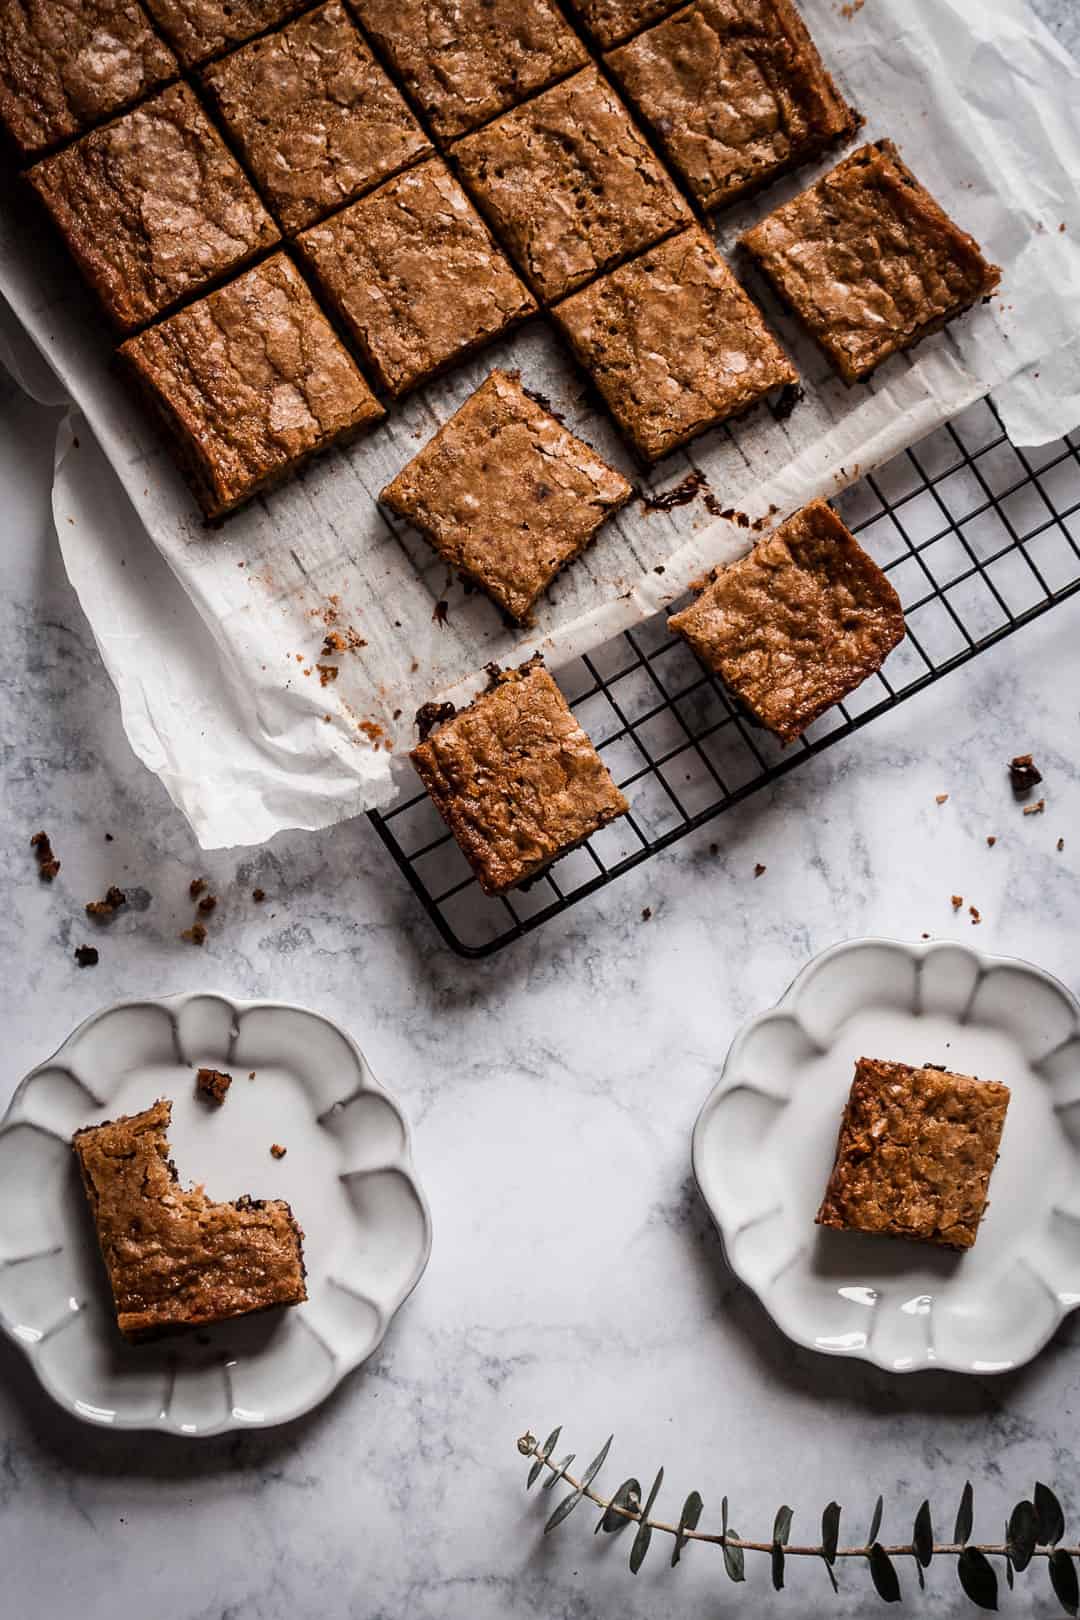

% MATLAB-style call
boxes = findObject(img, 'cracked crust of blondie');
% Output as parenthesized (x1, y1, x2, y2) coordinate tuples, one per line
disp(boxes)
(350, 0, 588, 141)
(564, 0, 684, 49)
(73, 1097, 307, 1341)
(453, 66, 690, 304)
(410, 657, 628, 895)
(816, 1057, 1011, 1250)
(668, 499, 903, 742)
(0, 0, 177, 158)
(28, 82, 279, 331)
(201, 2, 431, 234)
(119, 253, 383, 519)
(740, 138, 1001, 383)
(553, 227, 797, 464)
(380, 369, 631, 622)
(296, 158, 536, 398)
(142, 0, 307, 68)
(607, 0, 859, 212)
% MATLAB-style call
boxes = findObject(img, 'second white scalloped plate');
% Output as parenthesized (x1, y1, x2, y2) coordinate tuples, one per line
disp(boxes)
(0, 993, 432, 1434)
(692, 939, 1080, 1374)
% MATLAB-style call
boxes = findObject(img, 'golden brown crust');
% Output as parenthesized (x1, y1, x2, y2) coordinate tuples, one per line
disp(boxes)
(668, 499, 903, 741)
(453, 66, 690, 304)
(380, 369, 631, 621)
(296, 158, 535, 398)
(740, 138, 1001, 383)
(350, 0, 588, 140)
(0, 0, 177, 158)
(119, 254, 384, 520)
(72, 1098, 307, 1340)
(553, 227, 797, 465)
(815, 1057, 1010, 1250)
(142, 0, 307, 68)
(410, 658, 628, 894)
(607, 0, 859, 212)
(201, 3, 432, 234)
(27, 82, 279, 332)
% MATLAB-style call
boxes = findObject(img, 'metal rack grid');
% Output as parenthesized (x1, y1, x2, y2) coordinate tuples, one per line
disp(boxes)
(370, 397, 1080, 957)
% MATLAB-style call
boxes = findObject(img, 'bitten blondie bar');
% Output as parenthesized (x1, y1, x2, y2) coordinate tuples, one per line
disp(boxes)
(73, 1098, 307, 1340)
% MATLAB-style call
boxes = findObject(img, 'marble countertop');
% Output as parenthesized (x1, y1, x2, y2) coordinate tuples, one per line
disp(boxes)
(3, 6, 1080, 1607)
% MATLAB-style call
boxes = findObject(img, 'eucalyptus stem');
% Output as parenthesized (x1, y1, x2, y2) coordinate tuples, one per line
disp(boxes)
(517, 1428, 1080, 1612)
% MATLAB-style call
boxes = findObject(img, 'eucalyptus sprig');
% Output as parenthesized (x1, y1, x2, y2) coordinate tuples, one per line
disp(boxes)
(518, 1428, 1080, 1613)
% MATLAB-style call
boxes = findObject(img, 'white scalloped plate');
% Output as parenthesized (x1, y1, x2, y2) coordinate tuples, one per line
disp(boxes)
(0, 993, 432, 1434)
(692, 939, 1080, 1374)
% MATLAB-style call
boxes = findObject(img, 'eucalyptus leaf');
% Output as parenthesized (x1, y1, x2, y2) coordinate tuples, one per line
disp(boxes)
(822, 1558, 839, 1595)
(540, 1426, 561, 1461)
(527, 1457, 545, 1489)
(628, 1466, 664, 1571)
(957, 1547, 998, 1611)
(597, 1478, 640, 1535)
(722, 1496, 729, 1536)
(723, 1530, 746, 1583)
(1008, 1499, 1038, 1569)
(869, 1495, 884, 1546)
(1005, 1554, 1014, 1591)
(869, 1544, 901, 1604)
(1038, 1483, 1067, 1548)
(582, 1436, 613, 1490)
(544, 1488, 587, 1535)
(1050, 1549, 1080, 1616)
(822, 1501, 841, 1565)
(955, 1481, 975, 1546)
(914, 1500, 934, 1567)
(773, 1505, 794, 1546)
(544, 1437, 611, 1535)
(541, 1454, 576, 1492)
(771, 1543, 785, 1591)
(671, 1490, 704, 1567)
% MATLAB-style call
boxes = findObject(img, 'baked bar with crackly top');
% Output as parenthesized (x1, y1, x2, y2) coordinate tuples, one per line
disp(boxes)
(73, 1097, 307, 1340)
(552, 227, 797, 464)
(564, 0, 684, 49)
(380, 369, 631, 622)
(141, 0, 307, 68)
(119, 253, 384, 519)
(27, 81, 279, 332)
(410, 657, 628, 894)
(668, 499, 903, 741)
(0, 0, 177, 159)
(740, 139, 1001, 383)
(816, 1057, 1010, 1250)
(607, 0, 859, 212)
(350, 0, 588, 141)
(453, 66, 690, 304)
(201, 3, 431, 234)
(296, 158, 535, 398)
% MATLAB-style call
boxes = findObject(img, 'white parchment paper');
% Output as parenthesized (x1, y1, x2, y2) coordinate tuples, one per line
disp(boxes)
(1, 0, 1078, 848)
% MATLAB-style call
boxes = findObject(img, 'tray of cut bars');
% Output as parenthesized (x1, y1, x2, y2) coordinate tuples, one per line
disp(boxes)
(0, 0, 1077, 862)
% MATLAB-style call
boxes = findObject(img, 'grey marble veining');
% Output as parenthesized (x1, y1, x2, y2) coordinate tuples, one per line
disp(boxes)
(3, 312, 1080, 1617)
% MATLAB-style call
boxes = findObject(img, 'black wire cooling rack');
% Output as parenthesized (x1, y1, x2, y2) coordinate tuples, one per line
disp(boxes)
(370, 396, 1080, 957)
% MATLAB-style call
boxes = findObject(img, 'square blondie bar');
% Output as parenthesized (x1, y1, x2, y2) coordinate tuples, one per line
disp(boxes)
(202, 3, 431, 233)
(73, 1098, 306, 1340)
(296, 158, 535, 398)
(411, 658, 628, 894)
(28, 82, 278, 331)
(607, 0, 858, 212)
(120, 254, 383, 519)
(740, 138, 1000, 382)
(553, 227, 797, 464)
(380, 369, 631, 622)
(816, 1057, 1010, 1250)
(668, 499, 903, 741)
(453, 66, 690, 303)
